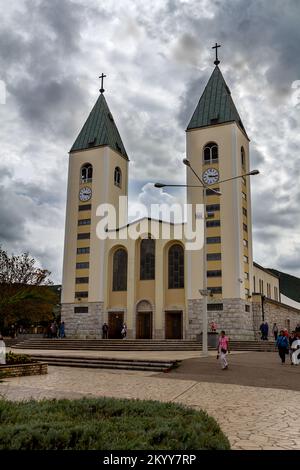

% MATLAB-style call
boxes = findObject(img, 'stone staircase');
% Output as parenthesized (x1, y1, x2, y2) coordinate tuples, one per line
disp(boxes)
(11, 338, 277, 352)
(28, 354, 180, 372)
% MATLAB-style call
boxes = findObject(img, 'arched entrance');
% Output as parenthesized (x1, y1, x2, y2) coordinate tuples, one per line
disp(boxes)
(136, 301, 153, 339)
(108, 312, 124, 339)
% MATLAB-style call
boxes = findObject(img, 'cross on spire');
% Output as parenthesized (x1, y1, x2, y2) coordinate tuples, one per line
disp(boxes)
(212, 43, 221, 65)
(99, 73, 107, 93)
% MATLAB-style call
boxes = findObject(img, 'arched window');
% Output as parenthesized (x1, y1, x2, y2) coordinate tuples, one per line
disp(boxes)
(112, 248, 127, 291)
(168, 244, 184, 289)
(241, 146, 245, 168)
(203, 142, 218, 164)
(81, 163, 93, 183)
(140, 237, 155, 280)
(114, 167, 122, 187)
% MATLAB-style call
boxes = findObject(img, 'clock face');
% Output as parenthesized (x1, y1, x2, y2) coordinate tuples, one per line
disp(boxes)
(202, 168, 219, 185)
(79, 186, 92, 202)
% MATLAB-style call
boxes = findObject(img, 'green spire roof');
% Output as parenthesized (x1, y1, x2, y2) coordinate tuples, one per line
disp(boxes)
(187, 66, 247, 136)
(71, 93, 128, 159)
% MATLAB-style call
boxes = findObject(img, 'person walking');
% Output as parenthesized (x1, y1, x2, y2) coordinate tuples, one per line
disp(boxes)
(272, 323, 278, 341)
(276, 330, 289, 364)
(264, 321, 269, 340)
(102, 322, 108, 339)
(50, 322, 57, 339)
(289, 331, 297, 365)
(217, 330, 230, 370)
(59, 321, 65, 339)
(0, 335, 6, 365)
(121, 323, 127, 339)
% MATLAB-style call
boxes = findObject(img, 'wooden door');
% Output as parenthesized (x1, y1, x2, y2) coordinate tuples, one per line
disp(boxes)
(108, 312, 124, 339)
(136, 312, 152, 339)
(165, 311, 182, 339)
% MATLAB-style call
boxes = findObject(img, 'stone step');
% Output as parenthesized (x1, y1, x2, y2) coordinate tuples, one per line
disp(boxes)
(11, 338, 277, 352)
(30, 355, 179, 372)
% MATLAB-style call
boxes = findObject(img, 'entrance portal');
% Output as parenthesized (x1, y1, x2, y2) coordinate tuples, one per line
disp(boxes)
(136, 301, 153, 339)
(108, 312, 124, 339)
(165, 311, 183, 339)
(136, 312, 152, 339)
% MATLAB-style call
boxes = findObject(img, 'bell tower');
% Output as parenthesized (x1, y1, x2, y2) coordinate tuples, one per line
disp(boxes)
(186, 54, 254, 340)
(61, 77, 129, 337)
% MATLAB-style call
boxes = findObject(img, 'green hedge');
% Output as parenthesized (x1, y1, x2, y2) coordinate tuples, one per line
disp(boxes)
(5, 352, 34, 365)
(0, 397, 230, 450)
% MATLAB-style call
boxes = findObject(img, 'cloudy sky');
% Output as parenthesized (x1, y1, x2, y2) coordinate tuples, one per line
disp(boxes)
(1, 0, 300, 283)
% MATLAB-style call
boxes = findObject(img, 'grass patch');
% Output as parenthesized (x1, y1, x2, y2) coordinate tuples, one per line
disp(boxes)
(0, 397, 230, 450)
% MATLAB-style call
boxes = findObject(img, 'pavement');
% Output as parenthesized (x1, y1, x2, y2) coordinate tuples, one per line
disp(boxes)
(156, 352, 300, 391)
(1, 350, 299, 450)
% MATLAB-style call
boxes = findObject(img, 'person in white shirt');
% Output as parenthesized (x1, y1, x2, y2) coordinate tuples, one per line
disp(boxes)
(0, 335, 6, 365)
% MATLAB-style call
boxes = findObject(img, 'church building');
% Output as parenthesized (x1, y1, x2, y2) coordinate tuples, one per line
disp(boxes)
(61, 53, 297, 340)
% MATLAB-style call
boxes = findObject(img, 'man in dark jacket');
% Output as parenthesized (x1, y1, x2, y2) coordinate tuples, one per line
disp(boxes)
(276, 330, 289, 364)
(102, 323, 108, 339)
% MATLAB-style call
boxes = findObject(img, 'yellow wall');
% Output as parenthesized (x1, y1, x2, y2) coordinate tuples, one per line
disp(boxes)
(61, 145, 128, 304)
(253, 264, 280, 301)
(186, 122, 253, 301)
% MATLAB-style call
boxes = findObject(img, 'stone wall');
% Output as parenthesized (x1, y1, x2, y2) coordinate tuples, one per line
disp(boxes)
(187, 299, 203, 340)
(61, 302, 104, 338)
(252, 295, 300, 339)
(0, 362, 48, 378)
(187, 298, 255, 340)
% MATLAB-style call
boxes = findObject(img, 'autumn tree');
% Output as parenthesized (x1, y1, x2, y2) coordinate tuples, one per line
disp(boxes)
(0, 247, 58, 331)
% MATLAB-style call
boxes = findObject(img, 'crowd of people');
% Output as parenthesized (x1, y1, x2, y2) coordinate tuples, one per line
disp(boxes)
(259, 320, 300, 365)
(215, 322, 300, 370)
(45, 321, 65, 339)
(275, 327, 300, 365)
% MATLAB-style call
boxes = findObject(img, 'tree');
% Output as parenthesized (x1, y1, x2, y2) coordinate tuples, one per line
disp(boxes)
(0, 247, 56, 331)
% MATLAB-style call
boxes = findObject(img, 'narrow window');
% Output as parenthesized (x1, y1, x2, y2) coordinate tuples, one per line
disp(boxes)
(207, 236, 221, 244)
(168, 244, 184, 289)
(209, 287, 222, 294)
(241, 147, 245, 168)
(74, 306, 89, 313)
(203, 142, 218, 164)
(207, 253, 221, 261)
(206, 220, 221, 227)
(140, 238, 155, 280)
(207, 270, 222, 277)
(114, 167, 122, 188)
(75, 291, 88, 298)
(207, 304, 223, 311)
(78, 219, 91, 226)
(112, 248, 127, 291)
(76, 262, 89, 269)
(81, 163, 93, 183)
(75, 277, 89, 284)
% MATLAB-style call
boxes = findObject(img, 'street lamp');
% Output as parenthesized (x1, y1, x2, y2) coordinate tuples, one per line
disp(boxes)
(155, 159, 259, 356)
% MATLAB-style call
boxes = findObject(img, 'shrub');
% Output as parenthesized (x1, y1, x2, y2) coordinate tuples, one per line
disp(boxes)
(5, 352, 34, 365)
(0, 397, 230, 450)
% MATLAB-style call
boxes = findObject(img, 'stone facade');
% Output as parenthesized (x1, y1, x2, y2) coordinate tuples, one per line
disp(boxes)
(252, 295, 300, 339)
(187, 299, 203, 340)
(187, 298, 255, 340)
(63, 296, 300, 341)
(62, 302, 104, 338)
